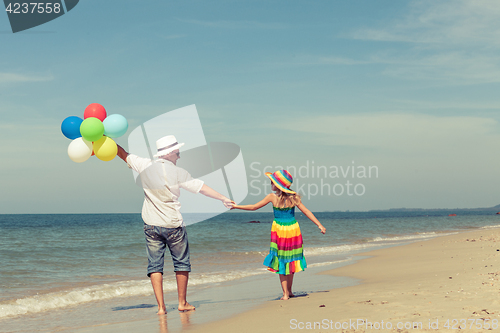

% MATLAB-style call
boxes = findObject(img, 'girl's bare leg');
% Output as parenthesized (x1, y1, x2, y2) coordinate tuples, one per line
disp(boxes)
(287, 273, 295, 297)
(279, 274, 290, 300)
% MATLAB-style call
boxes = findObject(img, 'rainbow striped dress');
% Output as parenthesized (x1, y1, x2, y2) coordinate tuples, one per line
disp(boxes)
(263, 206, 307, 275)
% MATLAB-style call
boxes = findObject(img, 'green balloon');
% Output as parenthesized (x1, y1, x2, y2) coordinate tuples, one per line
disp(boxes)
(80, 117, 104, 142)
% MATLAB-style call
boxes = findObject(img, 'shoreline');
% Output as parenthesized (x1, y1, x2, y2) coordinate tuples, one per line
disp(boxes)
(3, 225, 499, 333)
(185, 227, 500, 332)
(66, 257, 360, 333)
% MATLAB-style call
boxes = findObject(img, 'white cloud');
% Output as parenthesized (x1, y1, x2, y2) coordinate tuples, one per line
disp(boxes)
(289, 50, 500, 85)
(263, 112, 500, 210)
(0, 72, 53, 84)
(339, 0, 500, 85)
(388, 98, 500, 111)
(379, 52, 500, 84)
(351, 0, 500, 46)
(272, 113, 499, 156)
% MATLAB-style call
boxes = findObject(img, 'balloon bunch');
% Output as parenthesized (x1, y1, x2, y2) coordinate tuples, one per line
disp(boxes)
(61, 103, 128, 163)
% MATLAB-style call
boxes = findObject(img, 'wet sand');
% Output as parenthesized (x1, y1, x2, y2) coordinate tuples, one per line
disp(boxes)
(186, 228, 500, 332)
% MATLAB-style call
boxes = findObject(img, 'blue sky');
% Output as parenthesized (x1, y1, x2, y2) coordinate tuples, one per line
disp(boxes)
(2, 0, 500, 213)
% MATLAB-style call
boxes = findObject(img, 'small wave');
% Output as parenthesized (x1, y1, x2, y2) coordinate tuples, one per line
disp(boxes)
(0, 270, 265, 319)
(480, 224, 500, 229)
(307, 258, 353, 268)
(304, 232, 457, 257)
(304, 243, 385, 256)
(369, 232, 441, 242)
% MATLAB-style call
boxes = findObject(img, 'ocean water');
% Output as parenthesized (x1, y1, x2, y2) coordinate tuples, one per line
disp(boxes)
(1, 210, 500, 332)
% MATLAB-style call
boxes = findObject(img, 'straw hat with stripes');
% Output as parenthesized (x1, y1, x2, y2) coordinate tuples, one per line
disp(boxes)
(265, 170, 296, 194)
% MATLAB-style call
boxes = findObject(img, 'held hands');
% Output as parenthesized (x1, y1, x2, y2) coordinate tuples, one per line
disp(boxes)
(223, 198, 235, 209)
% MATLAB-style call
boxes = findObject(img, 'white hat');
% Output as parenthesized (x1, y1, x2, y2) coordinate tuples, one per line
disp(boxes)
(153, 135, 185, 158)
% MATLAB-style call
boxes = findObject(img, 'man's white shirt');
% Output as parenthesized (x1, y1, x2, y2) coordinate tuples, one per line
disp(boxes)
(127, 154, 204, 228)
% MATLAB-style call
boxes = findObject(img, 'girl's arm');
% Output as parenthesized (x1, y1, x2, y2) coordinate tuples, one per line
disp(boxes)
(296, 202, 326, 234)
(232, 193, 274, 211)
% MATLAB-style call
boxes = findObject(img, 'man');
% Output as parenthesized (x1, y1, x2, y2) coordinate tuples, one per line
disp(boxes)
(116, 135, 233, 314)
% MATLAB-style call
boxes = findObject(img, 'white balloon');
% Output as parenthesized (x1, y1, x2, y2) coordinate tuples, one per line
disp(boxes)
(67, 137, 93, 163)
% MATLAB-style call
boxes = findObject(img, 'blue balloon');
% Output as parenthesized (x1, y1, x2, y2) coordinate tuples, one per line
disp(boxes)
(61, 116, 83, 140)
(103, 114, 128, 138)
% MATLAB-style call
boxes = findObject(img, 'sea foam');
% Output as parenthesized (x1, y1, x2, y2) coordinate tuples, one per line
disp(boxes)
(0, 269, 265, 319)
(303, 232, 456, 257)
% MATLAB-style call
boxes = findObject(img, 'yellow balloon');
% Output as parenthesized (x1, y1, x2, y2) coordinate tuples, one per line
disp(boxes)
(93, 136, 117, 161)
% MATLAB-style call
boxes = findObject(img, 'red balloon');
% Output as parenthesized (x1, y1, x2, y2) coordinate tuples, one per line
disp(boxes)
(84, 103, 107, 121)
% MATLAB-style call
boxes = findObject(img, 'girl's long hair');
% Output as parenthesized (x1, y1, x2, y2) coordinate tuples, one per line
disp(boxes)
(274, 189, 301, 208)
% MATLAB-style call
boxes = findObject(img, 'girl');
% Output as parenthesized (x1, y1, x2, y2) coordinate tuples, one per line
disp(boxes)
(232, 170, 326, 300)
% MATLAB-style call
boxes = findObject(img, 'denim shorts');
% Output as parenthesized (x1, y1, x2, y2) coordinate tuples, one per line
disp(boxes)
(144, 224, 191, 276)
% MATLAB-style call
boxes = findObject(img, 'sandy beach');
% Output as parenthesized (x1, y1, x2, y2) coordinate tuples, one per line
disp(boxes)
(185, 227, 500, 333)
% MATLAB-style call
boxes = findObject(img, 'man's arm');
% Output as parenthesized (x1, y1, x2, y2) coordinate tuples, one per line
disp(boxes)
(231, 193, 273, 211)
(199, 184, 234, 209)
(116, 144, 129, 162)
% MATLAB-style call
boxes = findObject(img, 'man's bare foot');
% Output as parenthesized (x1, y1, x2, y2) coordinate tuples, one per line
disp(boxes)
(280, 296, 290, 300)
(157, 307, 167, 315)
(178, 302, 195, 312)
